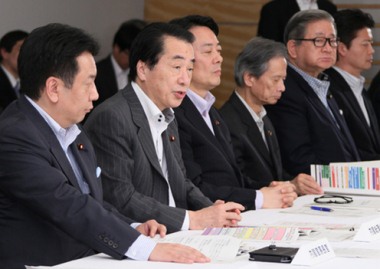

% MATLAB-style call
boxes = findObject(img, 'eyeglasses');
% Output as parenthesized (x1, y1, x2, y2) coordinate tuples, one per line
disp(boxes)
(294, 37, 340, 48)
(314, 194, 353, 204)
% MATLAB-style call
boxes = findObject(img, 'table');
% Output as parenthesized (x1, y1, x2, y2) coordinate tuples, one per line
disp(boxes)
(30, 195, 380, 269)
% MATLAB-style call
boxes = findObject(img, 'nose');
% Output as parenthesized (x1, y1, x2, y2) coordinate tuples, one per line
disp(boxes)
(91, 85, 99, 101)
(215, 51, 223, 64)
(279, 80, 286, 92)
(370, 44, 375, 55)
(178, 68, 192, 86)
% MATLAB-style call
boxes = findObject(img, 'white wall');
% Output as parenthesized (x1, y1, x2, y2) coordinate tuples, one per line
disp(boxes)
(0, 0, 144, 60)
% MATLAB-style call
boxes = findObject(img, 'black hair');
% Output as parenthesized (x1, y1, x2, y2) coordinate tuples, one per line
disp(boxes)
(169, 14, 219, 36)
(334, 9, 375, 48)
(18, 23, 99, 99)
(0, 30, 28, 61)
(128, 22, 194, 82)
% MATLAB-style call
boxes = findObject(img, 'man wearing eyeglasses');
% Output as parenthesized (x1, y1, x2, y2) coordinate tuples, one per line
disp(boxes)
(325, 9, 380, 161)
(266, 9, 360, 176)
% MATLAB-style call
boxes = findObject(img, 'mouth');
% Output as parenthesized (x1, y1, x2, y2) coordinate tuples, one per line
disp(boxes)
(214, 69, 222, 76)
(174, 90, 187, 99)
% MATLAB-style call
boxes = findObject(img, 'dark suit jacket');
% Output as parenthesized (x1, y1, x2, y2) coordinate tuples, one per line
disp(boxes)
(174, 96, 257, 210)
(368, 70, 380, 130)
(257, 0, 337, 42)
(85, 84, 212, 233)
(0, 96, 141, 268)
(266, 65, 360, 175)
(94, 55, 119, 107)
(325, 68, 380, 160)
(220, 92, 292, 189)
(0, 67, 17, 113)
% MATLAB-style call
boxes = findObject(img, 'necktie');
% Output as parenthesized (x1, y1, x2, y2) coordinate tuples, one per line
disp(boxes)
(14, 80, 20, 97)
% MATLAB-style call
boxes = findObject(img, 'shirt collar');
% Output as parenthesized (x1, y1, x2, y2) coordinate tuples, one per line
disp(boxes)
(25, 96, 81, 150)
(1, 64, 18, 88)
(186, 89, 216, 117)
(296, 0, 318, 10)
(289, 63, 330, 95)
(333, 66, 365, 95)
(111, 54, 128, 74)
(235, 90, 267, 123)
(131, 81, 174, 128)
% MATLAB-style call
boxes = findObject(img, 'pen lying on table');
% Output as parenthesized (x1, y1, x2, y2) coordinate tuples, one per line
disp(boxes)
(310, 206, 334, 212)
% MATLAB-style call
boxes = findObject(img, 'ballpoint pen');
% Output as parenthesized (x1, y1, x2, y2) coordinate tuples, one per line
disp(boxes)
(310, 206, 334, 212)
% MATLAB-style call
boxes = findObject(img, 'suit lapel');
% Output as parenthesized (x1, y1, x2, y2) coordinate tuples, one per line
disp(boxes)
(263, 116, 283, 179)
(363, 90, 380, 149)
(330, 69, 368, 123)
(289, 67, 360, 161)
(209, 108, 238, 164)
(19, 96, 84, 191)
(124, 86, 165, 178)
(70, 136, 102, 201)
(229, 93, 272, 164)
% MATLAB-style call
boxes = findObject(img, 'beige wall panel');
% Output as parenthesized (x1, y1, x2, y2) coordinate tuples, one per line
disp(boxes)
(215, 24, 257, 108)
(145, 0, 268, 23)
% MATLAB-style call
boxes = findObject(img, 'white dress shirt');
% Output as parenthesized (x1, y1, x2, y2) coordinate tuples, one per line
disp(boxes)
(111, 55, 129, 90)
(333, 66, 370, 126)
(296, 0, 318, 10)
(132, 82, 190, 230)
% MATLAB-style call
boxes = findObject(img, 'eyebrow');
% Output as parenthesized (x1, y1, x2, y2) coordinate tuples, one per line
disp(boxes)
(172, 55, 195, 63)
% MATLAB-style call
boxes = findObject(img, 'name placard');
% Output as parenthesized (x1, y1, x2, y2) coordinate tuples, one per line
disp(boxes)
(354, 217, 380, 242)
(291, 238, 335, 266)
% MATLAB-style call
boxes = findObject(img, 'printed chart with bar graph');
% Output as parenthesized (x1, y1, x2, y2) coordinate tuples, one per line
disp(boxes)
(311, 161, 380, 196)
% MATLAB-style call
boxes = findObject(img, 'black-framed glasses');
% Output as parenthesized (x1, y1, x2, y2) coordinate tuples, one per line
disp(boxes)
(314, 194, 353, 204)
(294, 37, 340, 48)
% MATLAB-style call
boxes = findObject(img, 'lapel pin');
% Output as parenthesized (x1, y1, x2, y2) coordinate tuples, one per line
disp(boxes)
(169, 135, 176, 142)
(214, 120, 220, 126)
(77, 143, 85, 150)
(267, 130, 273, 136)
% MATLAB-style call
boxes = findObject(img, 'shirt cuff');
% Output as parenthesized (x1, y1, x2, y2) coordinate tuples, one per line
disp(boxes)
(180, 210, 190, 230)
(125, 235, 156, 261)
(255, 190, 263, 209)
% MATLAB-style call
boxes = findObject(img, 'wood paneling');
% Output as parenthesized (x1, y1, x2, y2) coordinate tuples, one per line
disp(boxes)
(145, 0, 380, 107)
(144, 0, 269, 108)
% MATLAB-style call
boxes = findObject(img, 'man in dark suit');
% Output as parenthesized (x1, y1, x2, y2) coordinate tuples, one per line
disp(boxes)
(257, 0, 337, 43)
(0, 23, 210, 268)
(85, 23, 244, 234)
(94, 19, 146, 108)
(325, 9, 380, 161)
(170, 15, 297, 210)
(0, 30, 28, 113)
(220, 37, 323, 195)
(266, 10, 361, 176)
(369, 70, 380, 129)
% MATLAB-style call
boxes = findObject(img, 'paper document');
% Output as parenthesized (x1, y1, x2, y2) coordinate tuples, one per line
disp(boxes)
(156, 234, 241, 261)
(202, 226, 299, 242)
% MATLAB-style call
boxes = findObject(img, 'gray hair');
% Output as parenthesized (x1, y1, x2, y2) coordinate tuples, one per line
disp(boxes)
(284, 9, 336, 44)
(234, 37, 287, 87)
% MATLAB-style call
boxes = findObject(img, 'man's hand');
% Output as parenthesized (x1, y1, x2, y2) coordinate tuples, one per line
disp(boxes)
(149, 243, 210, 263)
(188, 201, 245, 230)
(291, 173, 323, 195)
(261, 182, 297, 208)
(136, 219, 166, 238)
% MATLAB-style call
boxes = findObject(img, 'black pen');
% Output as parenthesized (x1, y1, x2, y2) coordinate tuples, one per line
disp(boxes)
(310, 206, 333, 212)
